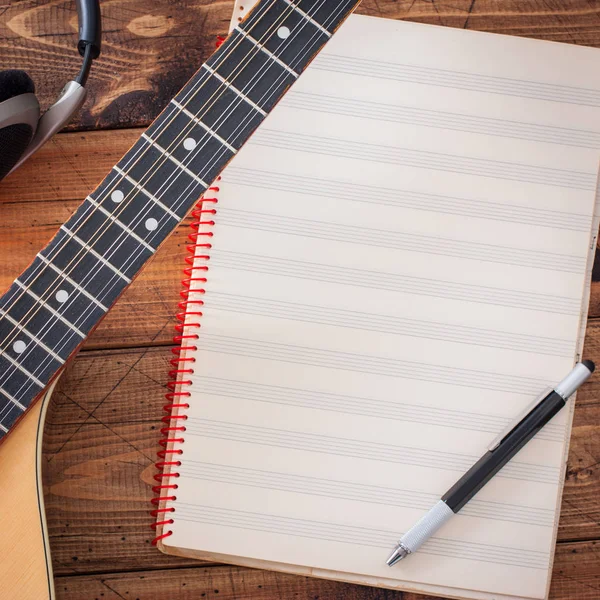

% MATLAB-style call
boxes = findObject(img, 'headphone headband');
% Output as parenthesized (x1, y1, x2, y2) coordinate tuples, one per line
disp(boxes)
(76, 0, 102, 59)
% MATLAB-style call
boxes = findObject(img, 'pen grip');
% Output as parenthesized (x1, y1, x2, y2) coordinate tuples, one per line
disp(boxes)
(442, 391, 566, 512)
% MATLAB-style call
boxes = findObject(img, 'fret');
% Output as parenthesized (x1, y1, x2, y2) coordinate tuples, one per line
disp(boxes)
(142, 109, 236, 187)
(115, 138, 207, 219)
(60, 226, 132, 283)
(86, 196, 156, 254)
(173, 68, 265, 149)
(202, 64, 268, 117)
(19, 255, 107, 335)
(141, 134, 210, 188)
(0, 285, 78, 385)
(0, 329, 64, 392)
(41, 223, 141, 308)
(40, 225, 129, 318)
(62, 196, 157, 279)
(0, 300, 76, 382)
(0, 386, 27, 411)
(37, 254, 108, 312)
(111, 167, 181, 220)
(0, 308, 65, 365)
(0, 280, 88, 365)
(241, 0, 330, 72)
(289, 0, 357, 33)
(171, 100, 238, 154)
(0, 400, 24, 432)
(282, 0, 332, 37)
(2, 352, 44, 389)
(234, 26, 299, 78)
(0, 0, 360, 442)
(0, 357, 43, 405)
(0, 397, 24, 432)
(205, 25, 302, 113)
(14, 280, 86, 339)
(0, 403, 24, 432)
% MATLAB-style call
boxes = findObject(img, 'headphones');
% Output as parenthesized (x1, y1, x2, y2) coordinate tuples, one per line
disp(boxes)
(0, 0, 102, 182)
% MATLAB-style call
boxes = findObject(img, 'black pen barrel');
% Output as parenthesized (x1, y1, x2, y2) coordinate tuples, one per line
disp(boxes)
(442, 391, 566, 512)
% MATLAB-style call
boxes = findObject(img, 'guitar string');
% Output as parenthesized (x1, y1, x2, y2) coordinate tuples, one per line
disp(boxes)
(0, 0, 337, 409)
(0, 0, 290, 369)
(0, 0, 283, 354)
(0, 0, 311, 411)
(0, 8, 344, 422)
(0, 0, 349, 418)
(0, 0, 345, 388)
(0, 0, 346, 406)
(0, 0, 324, 362)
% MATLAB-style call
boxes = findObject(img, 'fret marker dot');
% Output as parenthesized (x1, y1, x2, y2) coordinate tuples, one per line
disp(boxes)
(145, 218, 158, 231)
(111, 190, 124, 203)
(183, 138, 197, 151)
(277, 26, 290, 39)
(56, 290, 69, 304)
(13, 340, 26, 355)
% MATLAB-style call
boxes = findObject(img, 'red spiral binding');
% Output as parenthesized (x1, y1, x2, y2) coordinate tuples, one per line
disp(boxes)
(150, 177, 220, 545)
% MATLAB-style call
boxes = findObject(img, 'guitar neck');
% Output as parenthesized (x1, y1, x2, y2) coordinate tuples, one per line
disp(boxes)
(0, 0, 361, 440)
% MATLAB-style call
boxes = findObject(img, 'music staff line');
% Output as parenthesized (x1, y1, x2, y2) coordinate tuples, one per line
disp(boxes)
(194, 375, 566, 443)
(224, 166, 592, 232)
(216, 206, 586, 274)
(313, 53, 600, 108)
(180, 460, 556, 527)
(282, 90, 600, 148)
(250, 129, 597, 191)
(175, 503, 550, 569)
(186, 418, 560, 485)
(206, 291, 574, 358)
(209, 249, 582, 315)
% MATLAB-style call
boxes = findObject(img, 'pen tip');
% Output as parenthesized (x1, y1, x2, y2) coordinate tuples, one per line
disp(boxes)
(386, 545, 409, 567)
(583, 359, 595, 374)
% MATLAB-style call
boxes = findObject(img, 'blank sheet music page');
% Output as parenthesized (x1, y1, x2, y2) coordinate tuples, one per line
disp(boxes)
(164, 15, 600, 600)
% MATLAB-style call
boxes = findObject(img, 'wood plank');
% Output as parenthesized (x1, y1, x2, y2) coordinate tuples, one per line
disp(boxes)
(4, 2, 600, 595)
(53, 540, 600, 600)
(0, 0, 235, 131)
(2, 128, 600, 355)
(2, 1, 599, 133)
(42, 344, 600, 579)
(53, 564, 416, 600)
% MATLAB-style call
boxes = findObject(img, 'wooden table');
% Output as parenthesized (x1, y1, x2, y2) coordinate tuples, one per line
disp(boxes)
(1, 1, 600, 598)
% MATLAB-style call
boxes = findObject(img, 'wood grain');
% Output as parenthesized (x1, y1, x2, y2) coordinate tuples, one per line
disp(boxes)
(53, 544, 600, 600)
(2, 1, 600, 132)
(3, 0, 600, 598)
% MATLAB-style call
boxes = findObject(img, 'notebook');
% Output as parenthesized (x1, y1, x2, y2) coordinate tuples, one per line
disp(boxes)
(153, 8, 600, 600)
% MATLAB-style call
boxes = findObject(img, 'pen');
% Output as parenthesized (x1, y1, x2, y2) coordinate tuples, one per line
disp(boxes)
(386, 360, 595, 566)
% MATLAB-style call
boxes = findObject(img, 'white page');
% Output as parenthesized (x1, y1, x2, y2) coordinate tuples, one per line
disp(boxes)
(163, 14, 600, 600)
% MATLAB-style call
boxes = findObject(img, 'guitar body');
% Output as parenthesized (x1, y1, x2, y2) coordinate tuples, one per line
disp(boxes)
(0, 384, 56, 600)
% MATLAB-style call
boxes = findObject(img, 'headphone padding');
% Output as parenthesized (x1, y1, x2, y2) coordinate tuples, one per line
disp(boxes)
(0, 70, 35, 103)
(0, 124, 35, 181)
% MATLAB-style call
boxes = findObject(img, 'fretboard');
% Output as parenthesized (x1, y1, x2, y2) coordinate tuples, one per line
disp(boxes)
(0, 0, 361, 441)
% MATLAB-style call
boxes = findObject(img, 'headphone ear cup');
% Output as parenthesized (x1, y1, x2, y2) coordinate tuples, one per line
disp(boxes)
(0, 70, 40, 181)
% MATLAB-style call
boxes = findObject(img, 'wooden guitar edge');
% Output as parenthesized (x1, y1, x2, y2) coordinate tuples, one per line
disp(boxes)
(37, 380, 57, 600)
(0, 379, 57, 600)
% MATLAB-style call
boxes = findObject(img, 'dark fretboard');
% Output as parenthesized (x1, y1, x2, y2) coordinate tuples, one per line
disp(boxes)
(0, 0, 361, 440)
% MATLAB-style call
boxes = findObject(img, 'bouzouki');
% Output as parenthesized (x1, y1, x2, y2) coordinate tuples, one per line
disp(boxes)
(0, 1, 361, 597)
